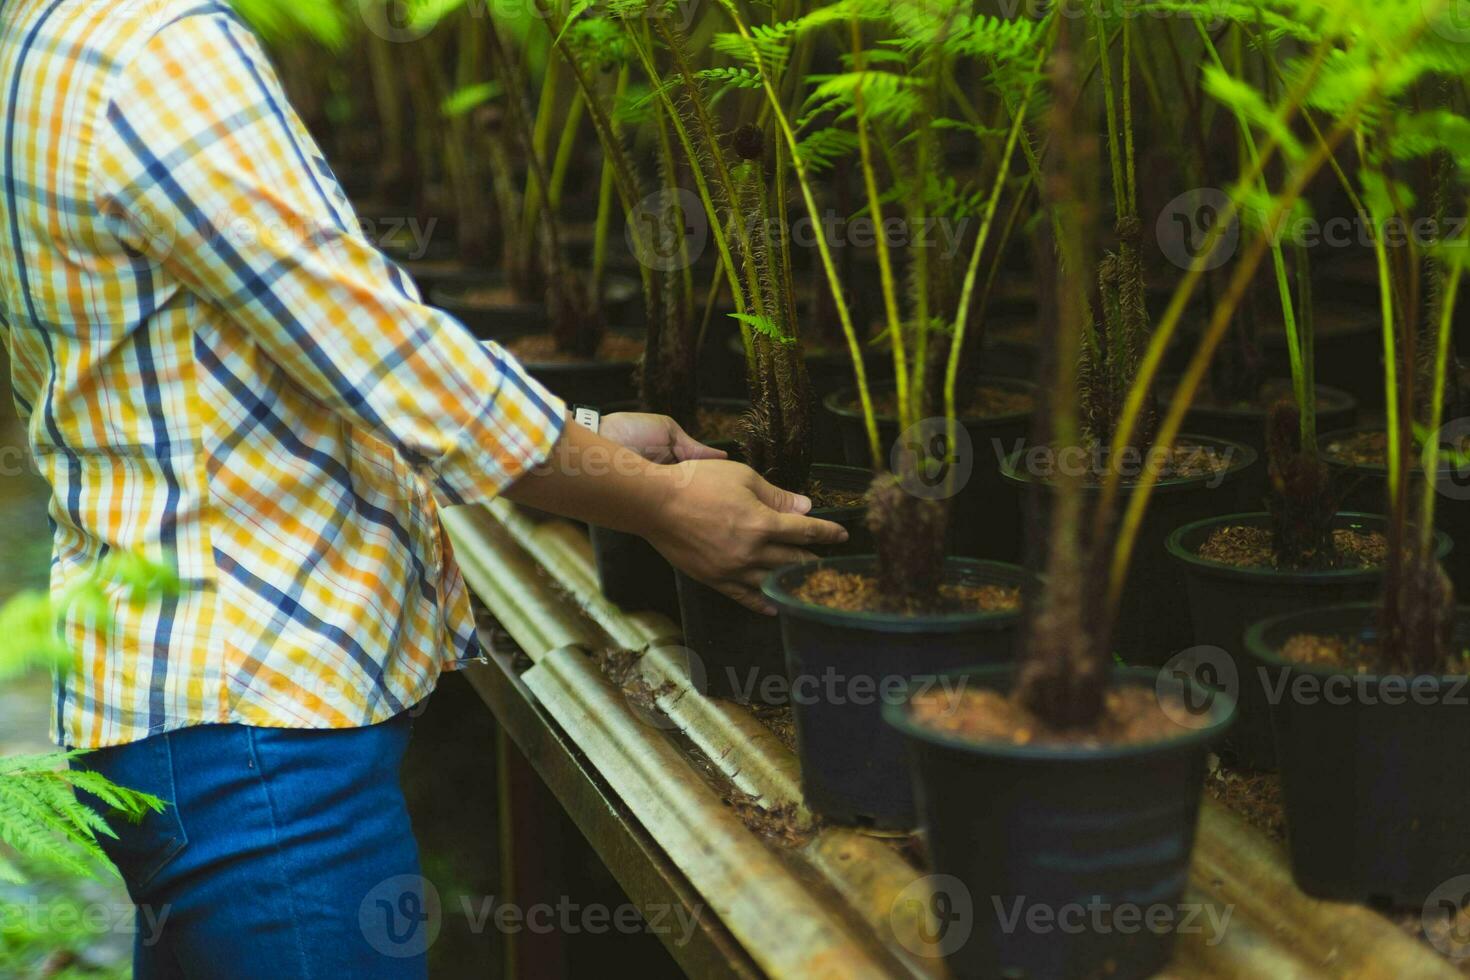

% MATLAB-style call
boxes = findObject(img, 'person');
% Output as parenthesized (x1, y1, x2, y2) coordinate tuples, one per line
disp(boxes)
(0, 2, 845, 976)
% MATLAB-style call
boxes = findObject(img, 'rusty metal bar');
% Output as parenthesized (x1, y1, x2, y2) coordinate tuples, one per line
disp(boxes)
(460, 648, 763, 980)
(444, 501, 1458, 979)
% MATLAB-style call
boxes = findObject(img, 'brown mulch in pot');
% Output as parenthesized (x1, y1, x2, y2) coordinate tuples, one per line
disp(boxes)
(908, 684, 1186, 748)
(791, 568, 1019, 617)
(847, 384, 1034, 419)
(1196, 525, 1387, 571)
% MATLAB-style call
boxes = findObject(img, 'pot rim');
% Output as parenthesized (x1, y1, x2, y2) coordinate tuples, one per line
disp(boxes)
(1161, 378, 1357, 418)
(805, 463, 874, 522)
(1243, 602, 1470, 682)
(821, 377, 1037, 425)
(1164, 511, 1452, 584)
(762, 555, 1026, 634)
(1000, 434, 1258, 493)
(1319, 425, 1462, 476)
(882, 664, 1236, 762)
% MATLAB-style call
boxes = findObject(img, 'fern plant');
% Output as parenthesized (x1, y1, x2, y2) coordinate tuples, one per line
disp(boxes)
(1016, 0, 1470, 729)
(0, 554, 176, 888)
(534, 0, 705, 425)
(707, 0, 1048, 609)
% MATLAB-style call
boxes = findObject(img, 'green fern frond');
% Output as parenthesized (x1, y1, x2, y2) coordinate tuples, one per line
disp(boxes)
(729, 312, 793, 344)
(803, 71, 926, 126)
(1202, 66, 1307, 162)
(1388, 109, 1470, 178)
(0, 753, 167, 885)
(795, 128, 858, 174)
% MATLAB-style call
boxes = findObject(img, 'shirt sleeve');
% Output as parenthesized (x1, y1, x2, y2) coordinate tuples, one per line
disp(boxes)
(89, 8, 565, 506)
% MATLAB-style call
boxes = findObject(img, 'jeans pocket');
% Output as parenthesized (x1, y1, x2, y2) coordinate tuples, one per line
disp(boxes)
(71, 733, 189, 892)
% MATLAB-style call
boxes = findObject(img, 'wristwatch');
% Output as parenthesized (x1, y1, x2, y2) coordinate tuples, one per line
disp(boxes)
(571, 404, 601, 434)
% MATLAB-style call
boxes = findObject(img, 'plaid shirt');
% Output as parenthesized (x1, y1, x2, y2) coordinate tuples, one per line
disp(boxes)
(0, 0, 565, 748)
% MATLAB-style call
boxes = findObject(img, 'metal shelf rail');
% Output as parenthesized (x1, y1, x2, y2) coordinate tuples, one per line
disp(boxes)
(441, 500, 1458, 980)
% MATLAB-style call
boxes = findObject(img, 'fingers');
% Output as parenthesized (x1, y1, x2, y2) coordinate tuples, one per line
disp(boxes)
(750, 474, 812, 515)
(765, 513, 850, 548)
(753, 545, 819, 569)
(670, 421, 728, 462)
(721, 582, 776, 616)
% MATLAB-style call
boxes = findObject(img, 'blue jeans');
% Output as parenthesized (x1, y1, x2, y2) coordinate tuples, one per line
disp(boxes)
(71, 711, 430, 979)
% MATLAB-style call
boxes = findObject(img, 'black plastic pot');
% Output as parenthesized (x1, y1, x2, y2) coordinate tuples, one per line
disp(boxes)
(589, 399, 749, 621)
(1168, 381, 1357, 458)
(674, 464, 873, 704)
(763, 558, 1026, 829)
(1166, 512, 1451, 769)
(1244, 604, 1470, 906)
(825, 378, 1036, 563)
(717, 332, 892, 463)
(886, 665, 1235, 980)
(1003, 435, 1259, 666)
(1322, 426, 1470, 592)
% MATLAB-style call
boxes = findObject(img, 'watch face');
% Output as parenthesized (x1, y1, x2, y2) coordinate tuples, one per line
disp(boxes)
(573, 406, 600, 433)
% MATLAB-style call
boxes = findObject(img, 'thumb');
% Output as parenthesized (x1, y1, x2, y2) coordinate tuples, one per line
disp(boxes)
(671, 422, 728, 462)
(751, 474, 812, 514)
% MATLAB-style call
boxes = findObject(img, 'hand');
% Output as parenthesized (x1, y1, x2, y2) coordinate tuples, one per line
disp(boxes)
(643, 459, 849, 615)
(600, 412, 727, 464)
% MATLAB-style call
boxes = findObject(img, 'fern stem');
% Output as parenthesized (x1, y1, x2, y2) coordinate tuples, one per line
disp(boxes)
(945, 47, 1048, 465)
(1095, 40, 1335, 528)
(849, 16, 910, 435)
(1092, 5, 1126, 222)
(1195, 22, 1307, 446)
(1105, 83, 1393, 614)
(717, 0, 881, 468)
(1421, 257, 1461, 553)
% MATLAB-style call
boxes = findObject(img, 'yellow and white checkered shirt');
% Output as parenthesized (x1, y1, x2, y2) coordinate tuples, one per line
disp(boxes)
(0, 0, 565, 748)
